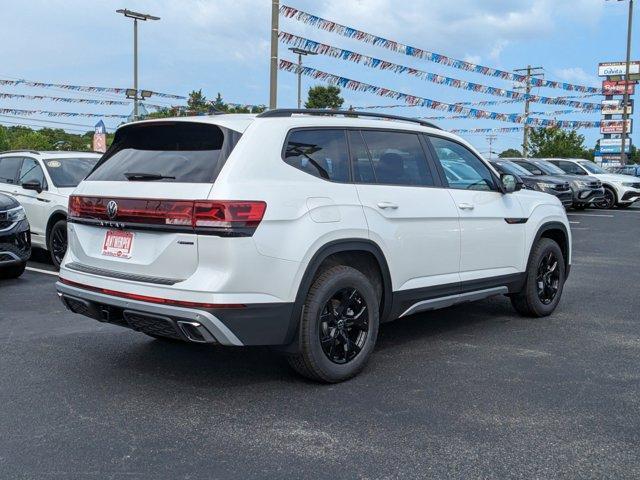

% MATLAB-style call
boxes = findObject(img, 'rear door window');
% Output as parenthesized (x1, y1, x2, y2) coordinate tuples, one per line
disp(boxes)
(87, 122, 242, 183)
(283, 129, 350, 182)
(0, 157, 23, 184)
(360, 130, 434, 186)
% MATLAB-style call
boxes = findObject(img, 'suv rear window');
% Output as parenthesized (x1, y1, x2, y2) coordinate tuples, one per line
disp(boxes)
(87, 122, 242, 183)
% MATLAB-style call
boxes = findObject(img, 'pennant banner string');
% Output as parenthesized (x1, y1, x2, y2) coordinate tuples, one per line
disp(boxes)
(0, 108, 128, 119)
(0, 91, 166, 109)
(278, 59, 601, 129)
(0, 78, 185, 99)
(280, 5, 602, 94)
(279, 32, 601, 110)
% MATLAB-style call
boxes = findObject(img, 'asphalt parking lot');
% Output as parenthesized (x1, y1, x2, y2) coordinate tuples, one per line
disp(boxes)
(1, 207, 639, 479)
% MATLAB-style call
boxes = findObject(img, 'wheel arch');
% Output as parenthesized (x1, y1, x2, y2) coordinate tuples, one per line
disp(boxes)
(45, 210, 67, 250)
(532, 221, 571, 277)
(278, 239, 393, 352)
(600, 183, 619, 202)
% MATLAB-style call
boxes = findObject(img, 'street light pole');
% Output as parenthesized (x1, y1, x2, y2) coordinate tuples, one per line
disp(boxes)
(116, 9, 160, 121)
(133, 18, 138, 120)
(620, 0, 634, 165)
(269, 0, 279, 109)
(288, 47, 317, 108)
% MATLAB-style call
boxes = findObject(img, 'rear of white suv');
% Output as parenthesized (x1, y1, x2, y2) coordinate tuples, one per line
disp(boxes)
(57, 111, 571, 382)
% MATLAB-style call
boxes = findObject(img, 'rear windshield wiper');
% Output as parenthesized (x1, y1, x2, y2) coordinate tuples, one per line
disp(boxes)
(123, 172, 176, 181)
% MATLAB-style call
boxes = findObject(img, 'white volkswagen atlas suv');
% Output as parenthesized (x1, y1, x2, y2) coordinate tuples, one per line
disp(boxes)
(0, 151, 101, 267)
(547, 158, 640, 209)
(56, 110, 572, 383)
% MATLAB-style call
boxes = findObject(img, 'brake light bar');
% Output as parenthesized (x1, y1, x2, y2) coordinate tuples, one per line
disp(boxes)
(59, 277, 245, 309)
(68, 196, 266, 236)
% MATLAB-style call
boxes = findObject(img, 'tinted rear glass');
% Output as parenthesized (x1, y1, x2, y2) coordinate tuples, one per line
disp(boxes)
(44, 157, 99, 187)
(87, 122, 241, 183)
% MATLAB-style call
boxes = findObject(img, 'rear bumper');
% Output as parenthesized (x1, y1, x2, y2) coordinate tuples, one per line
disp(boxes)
(56, 281, 296, 346)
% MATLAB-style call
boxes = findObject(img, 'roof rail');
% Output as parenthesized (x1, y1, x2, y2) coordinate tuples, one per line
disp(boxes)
(0, 149, 41, 155)
(256, 109, 441, 130)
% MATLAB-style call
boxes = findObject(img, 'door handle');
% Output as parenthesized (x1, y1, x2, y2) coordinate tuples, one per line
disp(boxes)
(377, 202, 399, 210)
(458, 203, 475, 210)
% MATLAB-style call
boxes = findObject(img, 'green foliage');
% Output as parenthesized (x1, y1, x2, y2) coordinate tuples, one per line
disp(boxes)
(529, 126, 587, 159)
(0, 125, 113, 152)
(0, 126, 9, 151)
(187, 89, 209, 114)
(498, 148, 522, 158)
(305, 85, 344, 109)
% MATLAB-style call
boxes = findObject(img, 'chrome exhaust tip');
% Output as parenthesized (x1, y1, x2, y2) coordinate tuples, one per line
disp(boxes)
(177, 320, 217, 344)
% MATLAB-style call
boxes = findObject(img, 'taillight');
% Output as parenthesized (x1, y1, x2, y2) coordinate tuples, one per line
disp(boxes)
(68, 196, 267, 236)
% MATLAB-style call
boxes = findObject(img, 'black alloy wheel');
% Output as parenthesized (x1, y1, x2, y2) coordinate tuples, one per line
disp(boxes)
(49, 219, 67, 269)
(596, 188, 616, 209)
(536, 251, 560, 305)
(319, 287, 369, 364)
(287, 265, 380, 383)
(510, 237, 565, 317)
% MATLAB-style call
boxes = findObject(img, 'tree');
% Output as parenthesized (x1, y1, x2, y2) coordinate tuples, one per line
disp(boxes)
(305, 85, 344, 109)
(528, 126, 586, 158)
(499, 148, 522, 158)
(0, 126, 9, 151)
(187, 89, 209, 114)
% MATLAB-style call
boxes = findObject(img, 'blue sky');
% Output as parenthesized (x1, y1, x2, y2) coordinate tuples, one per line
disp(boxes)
(0, 0, 638, 154)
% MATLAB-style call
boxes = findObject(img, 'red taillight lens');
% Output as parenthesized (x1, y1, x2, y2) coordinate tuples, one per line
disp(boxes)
(68, 196, 266, 236)
(193, 201, 267, 228)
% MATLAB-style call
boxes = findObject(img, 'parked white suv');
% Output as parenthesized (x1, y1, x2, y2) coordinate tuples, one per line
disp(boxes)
(0, 151, 101, 267)
(547, 158, 640, 209)
(56, 110, 571, 382)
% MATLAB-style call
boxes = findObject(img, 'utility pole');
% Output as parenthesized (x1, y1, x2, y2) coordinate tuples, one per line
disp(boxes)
(620, 0, 634, 165)
(486, 134, 497, 160)
(288, 47, 317, 108)
(116, 9, 160, 121)
(514, 65, 544, 158)
(269, 0, 279, 109)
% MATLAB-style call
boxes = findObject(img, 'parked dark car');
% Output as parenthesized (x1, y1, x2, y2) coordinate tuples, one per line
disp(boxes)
(489, 159, 573, 207)
(0, 193, 31, 279)
(506, 158, 604, 210)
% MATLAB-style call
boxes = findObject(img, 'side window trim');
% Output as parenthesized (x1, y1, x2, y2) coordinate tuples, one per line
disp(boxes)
(346, 129, 378, 184)
(423, 134, 502, 192)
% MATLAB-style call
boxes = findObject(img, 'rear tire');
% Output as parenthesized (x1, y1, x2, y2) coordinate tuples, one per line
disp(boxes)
(0, 262, 26, 279)
(48, 219, 67, 269)
(572, 204, 587, 210)
(287, 265, 379, 383)
(511, 238, 565, 317)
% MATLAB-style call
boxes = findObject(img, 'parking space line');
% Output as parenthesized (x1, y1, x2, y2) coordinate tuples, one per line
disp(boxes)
(569, 221, 580, 224)
(25, 267, 58, 276)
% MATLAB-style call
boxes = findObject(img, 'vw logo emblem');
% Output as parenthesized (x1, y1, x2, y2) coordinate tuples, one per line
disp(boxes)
(106, 200, 118, 220)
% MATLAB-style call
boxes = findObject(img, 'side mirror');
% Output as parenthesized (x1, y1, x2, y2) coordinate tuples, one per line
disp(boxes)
(22, 179, 43, 193)
(501, 174, 522, 193)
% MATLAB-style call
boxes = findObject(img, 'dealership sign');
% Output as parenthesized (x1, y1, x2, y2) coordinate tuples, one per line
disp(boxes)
(599, 143, 632, 154)
(600, 119, 633, 134)
(602, 80, 636, 96)
(598, 61, 640, 77)
(601, 99, 634, 115)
